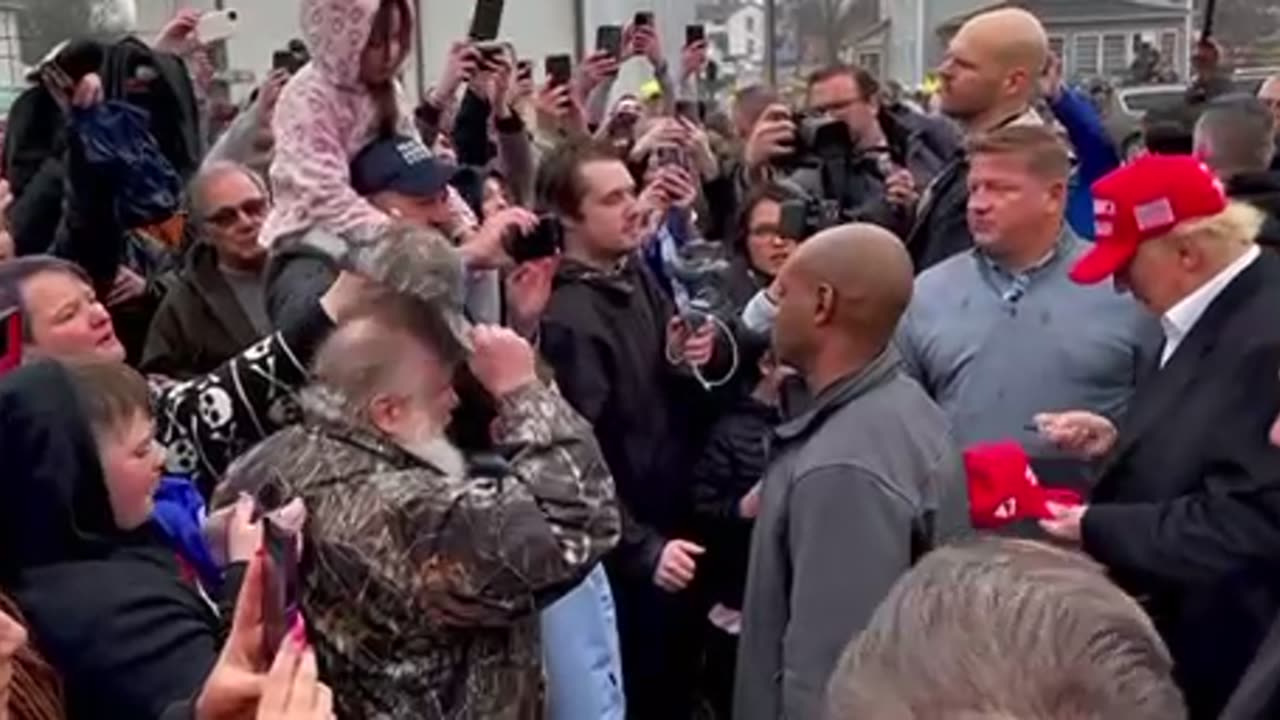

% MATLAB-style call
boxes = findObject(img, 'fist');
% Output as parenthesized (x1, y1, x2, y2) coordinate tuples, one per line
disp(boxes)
(654, 539, 705, 593)
(467, 325, 538, 398)
(1033, 411, 1118, 461)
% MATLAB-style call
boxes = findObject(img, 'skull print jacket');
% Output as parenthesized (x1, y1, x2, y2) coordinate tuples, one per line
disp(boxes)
(150, 299, 334, 499)
(221, 381, 621, 720)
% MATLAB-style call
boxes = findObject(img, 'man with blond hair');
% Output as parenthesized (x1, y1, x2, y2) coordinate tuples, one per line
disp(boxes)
(1036, 155, 1280, 717)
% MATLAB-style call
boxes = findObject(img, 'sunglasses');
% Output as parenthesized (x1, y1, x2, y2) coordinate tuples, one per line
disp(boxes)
(206, 197, 269, 228)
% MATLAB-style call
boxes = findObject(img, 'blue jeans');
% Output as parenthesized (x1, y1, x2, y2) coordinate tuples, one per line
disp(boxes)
(541, 564, 625, 720)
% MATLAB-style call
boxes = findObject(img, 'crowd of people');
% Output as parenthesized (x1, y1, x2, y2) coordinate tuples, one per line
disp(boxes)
(3, 0, 1280, 718)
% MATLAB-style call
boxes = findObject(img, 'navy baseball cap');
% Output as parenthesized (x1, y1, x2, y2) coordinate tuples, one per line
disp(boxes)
(350, 135, 455, 198)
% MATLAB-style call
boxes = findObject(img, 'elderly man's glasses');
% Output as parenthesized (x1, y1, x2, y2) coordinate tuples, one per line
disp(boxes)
(207, 197, 269, 228)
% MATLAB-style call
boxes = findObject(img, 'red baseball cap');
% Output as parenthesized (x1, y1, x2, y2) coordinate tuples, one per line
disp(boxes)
(963, 441, 1082, 530)
(1069, 155, 1229, 285)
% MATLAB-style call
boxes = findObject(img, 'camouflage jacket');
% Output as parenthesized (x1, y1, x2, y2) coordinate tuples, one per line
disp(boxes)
(223, 382, 620, 720)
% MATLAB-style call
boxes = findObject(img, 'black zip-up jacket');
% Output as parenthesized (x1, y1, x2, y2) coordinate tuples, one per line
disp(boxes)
(540, 256, 717, 581)
(1226, 171, 1280, 251)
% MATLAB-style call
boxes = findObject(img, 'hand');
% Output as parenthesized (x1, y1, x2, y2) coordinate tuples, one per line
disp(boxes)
(433, 42, 481, 105)
(744, 105, 796, 171)
(654, 539, 705, 592)
(667, 317, 716, 368)
(467, 325, 539, 398)
(625, 24, 664, 67)
(1040, 53, 1064, 102)
(319, 271, 385, 324)
(679, 118, 719, 179)
(653, 165, 699, 210)
(194, 551, 269, 720)
(574, 51, 620, 100)
(464, 207, 539, 270)
(508, 66, 535, 109)
(486, 55, 515, 113)
(1033, 411, 1118, 461)
(884, 168, 918, 209)
(227, 494, 264, 564)
(153, 8, 201, 54)
(105, 267, 147, 307)
(739, 482, 762, 520)
(71, 72, 104, 110)
(257, 627, 333, 720)
(1039, 502, 1088, 545)
(505, 257, 559, 340)
(631, 118, 690, 161)
(258, 69, 291, 117)
(680, 40, 710, 81)
(534, 83, 587, 137)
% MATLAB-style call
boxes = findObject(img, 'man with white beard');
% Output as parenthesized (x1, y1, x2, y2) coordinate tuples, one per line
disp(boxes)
(220, 235, 620, 718)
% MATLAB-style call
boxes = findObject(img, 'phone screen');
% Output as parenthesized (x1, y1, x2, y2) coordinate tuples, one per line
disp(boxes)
(260, 518, 299, 663)
(469, 0, 506, 41)
(596, 26, 623, 59)
(634, 11, 654, 28)
(271, 50, 293, 72)
(686, 25, 706, 46)
(509, 216, 563, 264)
(0, 308, 20, 377)
(545, 55, 572, 88)
(779, 200, 808, 241)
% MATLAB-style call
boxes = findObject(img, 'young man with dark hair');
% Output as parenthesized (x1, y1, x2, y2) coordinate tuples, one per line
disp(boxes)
(536, 139, 722, 719)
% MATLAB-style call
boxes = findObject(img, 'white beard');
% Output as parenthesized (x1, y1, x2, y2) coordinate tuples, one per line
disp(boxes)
(399, 432, 468, 478)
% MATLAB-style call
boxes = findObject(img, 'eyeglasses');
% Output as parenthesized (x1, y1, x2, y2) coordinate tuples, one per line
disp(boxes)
(206, 197, 269, 228)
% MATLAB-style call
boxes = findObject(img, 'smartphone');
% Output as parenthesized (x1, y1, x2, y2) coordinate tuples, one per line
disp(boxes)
(596, 25, 624, 59)
(260, 518, 300, 663)
(0, 308, 21, 377)
(634, 11, 654, 28)
(674, 99, 701, 123)
(685, 24, 705, 46)
(545, 54, 572, 88)
(516, 60, 533, 81)
(196, 9, 238, 45)
(469, 0, 505, 41)
(655, 145, 685, 168)
(779, 200, 809, 241)
(508, 216, 563, 263)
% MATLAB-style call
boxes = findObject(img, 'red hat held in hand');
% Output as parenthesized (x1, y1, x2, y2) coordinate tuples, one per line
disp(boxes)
(964, 441, 1083, 530)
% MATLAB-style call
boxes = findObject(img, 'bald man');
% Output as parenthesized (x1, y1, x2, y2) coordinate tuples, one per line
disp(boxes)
(735, 224, 970, 720)
(1259, 75, 1280, 171)
(907, 8, 1049, 272)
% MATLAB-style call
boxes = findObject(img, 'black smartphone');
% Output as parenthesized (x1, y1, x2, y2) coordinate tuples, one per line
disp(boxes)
(517, 59, 533, 81)
(469, 0, 505, 41)
(674, 99, 702, 123)
(271, 50, 293, 71)
(779, 200, 808, 241)
(706, 60, 719, 84)
(508, 216, 563, 263)
(596, 25, 623, 59)
(634, 11, 654, 28)
(0, 307, 21, 377)
(260, 518, 300, 664)
(545, 54, 572, 88)
(685, 24, 705, 46)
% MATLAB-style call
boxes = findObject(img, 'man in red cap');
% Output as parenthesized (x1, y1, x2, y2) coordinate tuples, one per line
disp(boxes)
(1037, 154, 1280, 718)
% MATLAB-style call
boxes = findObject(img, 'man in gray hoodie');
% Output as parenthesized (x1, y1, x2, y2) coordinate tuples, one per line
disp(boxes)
(735, 223, 970, 720)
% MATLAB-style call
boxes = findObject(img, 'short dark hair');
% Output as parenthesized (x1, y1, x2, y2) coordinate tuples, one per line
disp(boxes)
(1197, 94, 1278, 174)
(828, 538, 1185, 720)
(806, 64, 881, 102)
(734, 182, 800, 253)
(64, 360, 153, 438)
(966, 124, 1072, 181)
(0, 257, 91, 341)
(534, 140, 626, 219)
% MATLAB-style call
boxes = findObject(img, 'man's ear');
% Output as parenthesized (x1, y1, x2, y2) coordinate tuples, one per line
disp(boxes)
(367, 394, 401, 435)
(813, 283, 837, 327)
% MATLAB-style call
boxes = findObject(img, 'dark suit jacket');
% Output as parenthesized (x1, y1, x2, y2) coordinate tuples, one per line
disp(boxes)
(1082, 251, 1280, 719)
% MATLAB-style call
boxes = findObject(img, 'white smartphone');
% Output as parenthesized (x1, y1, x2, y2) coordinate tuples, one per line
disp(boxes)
(196, 9, 239, 44)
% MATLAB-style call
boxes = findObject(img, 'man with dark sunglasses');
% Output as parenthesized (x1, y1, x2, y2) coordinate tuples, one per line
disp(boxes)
(142, 162, 272, 377)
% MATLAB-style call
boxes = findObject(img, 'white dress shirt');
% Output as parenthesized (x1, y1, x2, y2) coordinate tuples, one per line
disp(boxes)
(1160, 245, 1261, 367)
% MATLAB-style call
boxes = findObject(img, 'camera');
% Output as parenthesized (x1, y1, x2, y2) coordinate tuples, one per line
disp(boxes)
(779, 196, 846, 241)
(506, 216, 563, 263)
(781, 114, 855, 169)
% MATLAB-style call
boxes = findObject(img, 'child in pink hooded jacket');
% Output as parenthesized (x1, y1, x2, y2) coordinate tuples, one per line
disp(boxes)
(261, 0, 474, 250)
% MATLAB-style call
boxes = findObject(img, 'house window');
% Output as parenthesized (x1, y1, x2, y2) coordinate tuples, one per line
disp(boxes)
(745, 15, 755, 34)
(0, 9, 20, 88)
(1102, 33, 1128, 76)
(1159, 30, 1178, 64)
(1048, 35, 1066, 62)
(747, 38, 757, 58)
(858, 52, 882, 78)
(1073, 34, 1101, 77)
